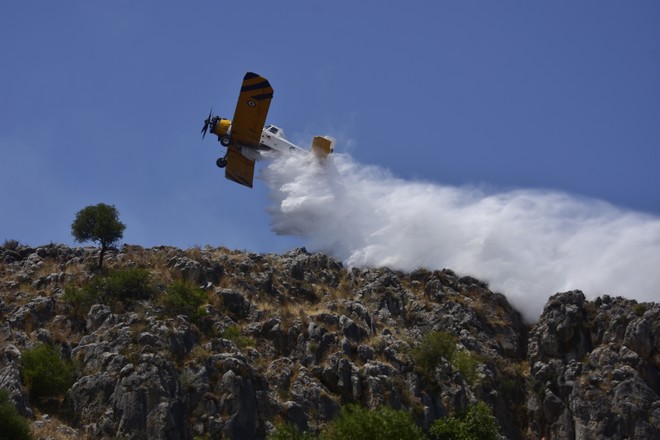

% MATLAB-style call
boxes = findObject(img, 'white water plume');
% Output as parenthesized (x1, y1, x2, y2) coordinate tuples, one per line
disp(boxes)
(262, 153, 660, 321)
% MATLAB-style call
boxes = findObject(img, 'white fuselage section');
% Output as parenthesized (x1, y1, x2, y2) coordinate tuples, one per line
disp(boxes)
(258, 125, 307, 155)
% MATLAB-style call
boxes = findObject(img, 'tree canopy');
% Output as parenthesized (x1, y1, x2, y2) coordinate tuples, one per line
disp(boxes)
(71, 203, 125, 268)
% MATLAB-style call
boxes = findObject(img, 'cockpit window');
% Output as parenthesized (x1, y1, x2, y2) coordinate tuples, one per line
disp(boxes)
(268, 126, 278, 134)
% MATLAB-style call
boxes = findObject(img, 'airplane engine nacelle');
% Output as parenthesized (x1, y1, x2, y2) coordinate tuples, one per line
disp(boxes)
(311, 136, 335, 157)
(213, 118, 231, 137)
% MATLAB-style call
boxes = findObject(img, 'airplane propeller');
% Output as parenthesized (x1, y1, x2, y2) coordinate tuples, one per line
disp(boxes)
(201, 108, 213, 139)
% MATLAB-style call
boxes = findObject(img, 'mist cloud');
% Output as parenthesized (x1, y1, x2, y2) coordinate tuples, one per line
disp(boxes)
(262, 153, 660, 321)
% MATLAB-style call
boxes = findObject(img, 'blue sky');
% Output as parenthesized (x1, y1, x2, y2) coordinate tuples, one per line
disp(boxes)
(2, 1, 659, 256)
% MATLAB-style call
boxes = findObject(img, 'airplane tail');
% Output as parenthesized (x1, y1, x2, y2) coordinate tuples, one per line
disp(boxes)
(310, 136, 335, 157)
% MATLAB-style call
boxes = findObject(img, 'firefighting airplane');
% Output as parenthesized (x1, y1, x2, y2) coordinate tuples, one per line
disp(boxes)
(200, 72, 335, 188)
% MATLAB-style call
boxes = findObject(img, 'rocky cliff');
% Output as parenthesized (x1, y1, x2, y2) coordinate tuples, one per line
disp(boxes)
(0, 243, 658, 439)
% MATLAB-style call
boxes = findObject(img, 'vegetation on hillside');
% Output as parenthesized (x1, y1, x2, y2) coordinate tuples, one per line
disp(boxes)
(0, 390, 33, 440)
(71, 203, 125, 269)
(0, 243, 558, 439)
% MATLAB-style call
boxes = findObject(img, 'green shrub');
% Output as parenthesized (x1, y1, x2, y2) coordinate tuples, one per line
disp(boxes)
(321, 405, 424, 440)
(411, 331, 481, 385)
(101, 268, 154, 301)
(220, 325, 253, 348)
(2, 239, 20, 251)
(430, 401, 500, 440)
(451, 349, 480, 385)
(73, 268, 154, 304)
(62, 284, 100, 320)
(0, 389, 33, 440)
(21, 343, 74, 404)
(162, 280, 207, 322)
(633, 303, 648, 316)
(268, 422, 316, 440)
(462, 401, 500, 440)
(63, 268, 154, 316)
(411, 331, 457, 378)
(429, 415, 464, 440)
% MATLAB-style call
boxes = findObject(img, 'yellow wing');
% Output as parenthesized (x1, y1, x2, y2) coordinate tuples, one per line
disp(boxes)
(230, 72, 273, 147)
(225, 146, 255, 188)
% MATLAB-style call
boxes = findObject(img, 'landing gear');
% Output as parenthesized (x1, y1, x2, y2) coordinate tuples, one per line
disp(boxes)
(220, 135, 232, 147)
(216, 157, 227, 168)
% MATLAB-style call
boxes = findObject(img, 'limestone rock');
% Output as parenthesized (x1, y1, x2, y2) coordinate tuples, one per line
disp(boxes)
(0, 244, 657, 439)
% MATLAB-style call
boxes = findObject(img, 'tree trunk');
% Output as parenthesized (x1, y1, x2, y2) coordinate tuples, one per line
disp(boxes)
(99, 243, 106, 269)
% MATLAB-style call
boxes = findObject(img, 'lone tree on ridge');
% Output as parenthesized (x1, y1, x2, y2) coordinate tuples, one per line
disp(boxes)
(71, 203, 125, 269)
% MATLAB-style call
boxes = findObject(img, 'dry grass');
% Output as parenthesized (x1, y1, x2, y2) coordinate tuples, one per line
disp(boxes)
(257, 297, 340, 328)
(187, 344, 212, 366)
(31, 415, 91, 440)
(62, 263, 89, 286)
(46, 317, 82, 346)
(33, 258, 64, 278)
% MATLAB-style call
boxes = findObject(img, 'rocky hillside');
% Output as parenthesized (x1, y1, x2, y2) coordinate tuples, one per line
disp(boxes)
(0, 243, 658, 439)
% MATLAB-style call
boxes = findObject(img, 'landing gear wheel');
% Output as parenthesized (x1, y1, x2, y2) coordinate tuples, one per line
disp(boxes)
(220, 135, 232, 147)
(216, 157, 227, 168)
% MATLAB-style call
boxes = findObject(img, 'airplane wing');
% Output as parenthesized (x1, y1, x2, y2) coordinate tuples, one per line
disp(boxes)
(230, 72, 274, 148)
(225, 146, 255, 188)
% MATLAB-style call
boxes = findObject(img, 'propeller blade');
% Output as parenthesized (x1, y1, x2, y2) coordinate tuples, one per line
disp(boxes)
(201, 107, 213, 139)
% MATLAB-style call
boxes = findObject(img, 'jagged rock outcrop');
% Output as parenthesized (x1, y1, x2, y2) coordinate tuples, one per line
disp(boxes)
(528, 291, 660, 439)
(0, 243, 658, 439)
